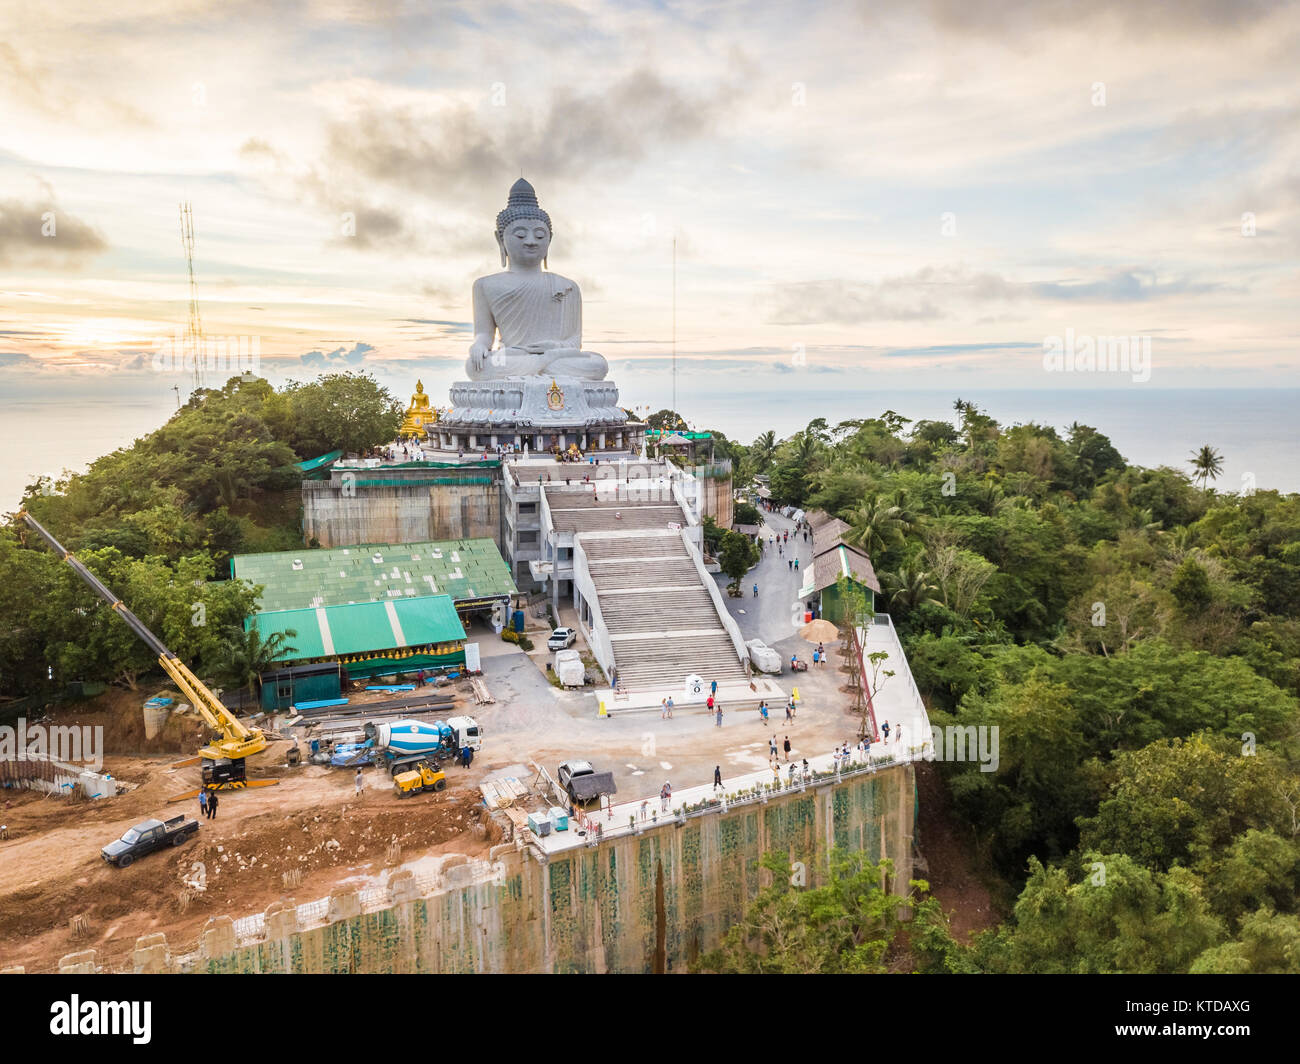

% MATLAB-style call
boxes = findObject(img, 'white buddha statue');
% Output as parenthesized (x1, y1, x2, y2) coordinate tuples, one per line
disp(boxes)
(465, 179, 609, 382)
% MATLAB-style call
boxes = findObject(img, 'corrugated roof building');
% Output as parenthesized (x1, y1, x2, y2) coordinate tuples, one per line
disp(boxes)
(233, 538, 516, 616)
(247, 594, 467, 680)
(800, 509, 881, 623)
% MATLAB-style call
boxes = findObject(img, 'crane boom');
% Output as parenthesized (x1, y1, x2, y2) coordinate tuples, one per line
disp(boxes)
(17, 509, 265, 762)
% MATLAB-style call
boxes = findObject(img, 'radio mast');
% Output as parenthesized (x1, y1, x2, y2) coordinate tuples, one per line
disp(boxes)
(179, 203, 205, 393)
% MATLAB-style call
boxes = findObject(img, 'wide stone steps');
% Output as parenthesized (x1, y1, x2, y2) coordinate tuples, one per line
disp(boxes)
(550, 504, 685, 533)
(580, 535, 688, 561)
(611, 632, 749, 688)
(591, 559, 701, 590)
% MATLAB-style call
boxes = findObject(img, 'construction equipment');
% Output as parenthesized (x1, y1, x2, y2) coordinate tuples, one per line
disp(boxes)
(17, 510, 276, 796)
(361, 716, 483, 775)
(392, 760, 447, 798)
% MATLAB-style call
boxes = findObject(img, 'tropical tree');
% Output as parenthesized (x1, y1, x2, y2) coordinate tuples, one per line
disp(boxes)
(719, 530, 760, 593)
(216, 624, 298, 699)
(696, 850, 955, 974)
(846, 496, 906, 558)
(749, 429, 778, 472)
(1189, 445, 1224, 491)
(883, 566, 940, 613)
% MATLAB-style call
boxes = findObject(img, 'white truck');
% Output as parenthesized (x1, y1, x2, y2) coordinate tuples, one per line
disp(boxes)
(445, 715, 484, 752)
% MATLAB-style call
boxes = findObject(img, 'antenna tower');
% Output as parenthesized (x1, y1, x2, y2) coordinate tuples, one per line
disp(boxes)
(179, 203, 205, 392)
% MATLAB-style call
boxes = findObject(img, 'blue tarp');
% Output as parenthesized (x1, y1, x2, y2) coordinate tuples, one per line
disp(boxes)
(296, 697, 349, 710)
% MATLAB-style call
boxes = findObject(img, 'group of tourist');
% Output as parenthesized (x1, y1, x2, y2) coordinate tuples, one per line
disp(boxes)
(377, 442, 424, 462)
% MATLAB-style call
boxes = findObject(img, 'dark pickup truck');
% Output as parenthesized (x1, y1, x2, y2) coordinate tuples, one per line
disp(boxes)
(101, 815, 199, 867)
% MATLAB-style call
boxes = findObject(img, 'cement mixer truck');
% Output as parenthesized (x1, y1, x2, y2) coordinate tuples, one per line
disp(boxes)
(358, 716, 483, 776)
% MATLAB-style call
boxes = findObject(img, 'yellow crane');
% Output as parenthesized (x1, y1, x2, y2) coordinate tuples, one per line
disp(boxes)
(18, 510, 278, 797)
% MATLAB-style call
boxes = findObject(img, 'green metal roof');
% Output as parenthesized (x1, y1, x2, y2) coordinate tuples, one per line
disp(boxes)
(233, 538, 517, 613)
(646, 429, 712, 440)
(293, 449, 343, 473)
(247, 594, 466, 661)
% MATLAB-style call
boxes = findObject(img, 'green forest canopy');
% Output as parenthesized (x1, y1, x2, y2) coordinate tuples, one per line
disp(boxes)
(1, 372, 399, 695)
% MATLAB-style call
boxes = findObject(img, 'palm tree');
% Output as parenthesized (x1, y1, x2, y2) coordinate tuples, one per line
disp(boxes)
(791, 427, 824, 468)
(1189, 445, 1224, 491)
(750, 430, 777, 472)
(217, 625, 298, 705)
(883, 566, 940, 612)
(847, 496, 905, 557)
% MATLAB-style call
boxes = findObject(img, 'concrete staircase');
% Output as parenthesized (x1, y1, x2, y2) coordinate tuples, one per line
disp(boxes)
(578, 530, 748, 690)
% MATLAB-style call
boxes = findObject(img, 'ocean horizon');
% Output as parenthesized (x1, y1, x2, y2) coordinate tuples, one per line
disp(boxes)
(2, 385, 1297, 512)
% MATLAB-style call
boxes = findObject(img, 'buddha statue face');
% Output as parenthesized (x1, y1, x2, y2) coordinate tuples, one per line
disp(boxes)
(499, 218, 551, 269)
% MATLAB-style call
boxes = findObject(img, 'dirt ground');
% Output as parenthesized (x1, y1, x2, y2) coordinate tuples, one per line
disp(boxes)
(0, 712, 494, 972)
(1, 647, 1003, 972)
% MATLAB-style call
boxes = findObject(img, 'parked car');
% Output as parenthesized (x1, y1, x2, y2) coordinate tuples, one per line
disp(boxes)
(556, 760, 617, 805)
(547, 627, 578, 651)
(102, 815, 198, 867)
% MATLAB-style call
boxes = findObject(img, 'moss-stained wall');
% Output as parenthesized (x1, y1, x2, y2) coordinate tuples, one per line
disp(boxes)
(196, 765, 913, 974)
(302, 481, 501, 549)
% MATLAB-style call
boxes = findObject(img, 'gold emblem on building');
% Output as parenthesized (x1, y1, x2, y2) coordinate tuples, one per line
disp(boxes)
(546, 379, 565, 411)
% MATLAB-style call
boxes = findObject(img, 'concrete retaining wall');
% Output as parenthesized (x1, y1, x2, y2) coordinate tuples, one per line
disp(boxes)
(302, 481, 501, 549)
(58, 765, 913, 974)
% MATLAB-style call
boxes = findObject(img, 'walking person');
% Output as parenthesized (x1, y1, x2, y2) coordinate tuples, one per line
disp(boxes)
(788, 558, 792, 571)
(817, 643, 825, 664)
(713, 766, 722, 790)
(760, 701, 769, 726)
(198, 789, 208, 820)
(355, 768, 364, 797)
(769, 737, 778, 761)
(753, 582, 758, 597)
(715, 705, 723, 728)
(812, 648, 819, 666)
(783, 735, 791, 761)
(711, 679, 717, 698)
(660, 781, 672, 812)
(706, 693, 714, 715)
(794, 557, 799, 571)
(882, 720, 891, 743)
(416, 668, 425, 688)
(207, 791, 218, 821)
(661, 698, 668, 720)
(666, 696, 674, 718)
(784, 701, 792, 723)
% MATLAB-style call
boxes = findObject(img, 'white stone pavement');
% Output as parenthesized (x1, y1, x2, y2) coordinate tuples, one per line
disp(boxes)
(532, 736, 927, 855)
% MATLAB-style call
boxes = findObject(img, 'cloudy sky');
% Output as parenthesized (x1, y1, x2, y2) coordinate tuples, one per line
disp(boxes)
(2, 0, 1298, 409)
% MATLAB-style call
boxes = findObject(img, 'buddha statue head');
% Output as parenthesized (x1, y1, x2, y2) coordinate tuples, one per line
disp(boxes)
(495, 178, 552, 269)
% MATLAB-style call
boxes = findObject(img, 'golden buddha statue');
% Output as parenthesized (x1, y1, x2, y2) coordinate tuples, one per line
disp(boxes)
(398, 380, 439, 439)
